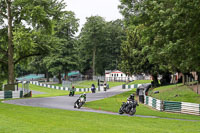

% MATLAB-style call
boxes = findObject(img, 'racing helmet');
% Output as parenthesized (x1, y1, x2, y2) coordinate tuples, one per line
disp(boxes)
(130, 94, 134, 99)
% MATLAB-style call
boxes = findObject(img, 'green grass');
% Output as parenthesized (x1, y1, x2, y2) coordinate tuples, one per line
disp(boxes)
(149, 84, 200, 104)
(0, 102, 200, 133)
(127, 80, 152, 85)
(54, 80, 125, 88)
(85, 89, 200, 121)
(19, 84, 83, 98)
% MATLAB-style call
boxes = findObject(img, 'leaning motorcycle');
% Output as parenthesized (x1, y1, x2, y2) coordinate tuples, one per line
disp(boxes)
(119, 100, 139, 116)
(74, 97, 85, 109)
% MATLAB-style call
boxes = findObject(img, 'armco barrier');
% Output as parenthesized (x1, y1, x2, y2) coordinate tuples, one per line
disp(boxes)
(30, 81, 92, 92)
(164, 101, 181, 113)
(122, 84, 142, 89)
(144, 95, 200, 115)
(181, 102, 200, 115)
(0, 91, 24, 99)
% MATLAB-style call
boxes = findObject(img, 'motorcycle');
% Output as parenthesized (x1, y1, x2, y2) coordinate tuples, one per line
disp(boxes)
(69, 89, 75, 96)
(104, 84, 107, 91)
(74, 97, 86, 109)
(91, 86, 96, 93)
(119, 100, 139, 116)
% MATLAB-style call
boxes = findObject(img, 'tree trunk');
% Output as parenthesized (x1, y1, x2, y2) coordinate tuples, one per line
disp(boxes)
(46, 71, 49, 82)
(7, 0, 14, 84)
(182, 73, 186, 85)
(152, 74, 159, 87)
(58, 71, 62, 84)
(92, 46, 96, 76)
(65, 70, 68, 80)
(197, 72, 200, 83)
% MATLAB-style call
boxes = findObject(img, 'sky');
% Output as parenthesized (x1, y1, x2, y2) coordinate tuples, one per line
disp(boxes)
(64, 0, 122, 33)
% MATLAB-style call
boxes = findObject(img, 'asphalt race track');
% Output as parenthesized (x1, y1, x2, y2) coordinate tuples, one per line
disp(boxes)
(4, 86, 129, 113)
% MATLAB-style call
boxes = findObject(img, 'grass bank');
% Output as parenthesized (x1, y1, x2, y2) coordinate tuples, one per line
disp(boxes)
(85, 89, 200, 120)
(0, 102, 199, 133)
(19, 84, 82, 98)
(127, 80, 152, 85)
(149, 84, 200, 104)
(54, 80, 125, 88)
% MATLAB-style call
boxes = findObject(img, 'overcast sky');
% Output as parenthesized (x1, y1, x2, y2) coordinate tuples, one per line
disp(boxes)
(64, 0, 122, 32)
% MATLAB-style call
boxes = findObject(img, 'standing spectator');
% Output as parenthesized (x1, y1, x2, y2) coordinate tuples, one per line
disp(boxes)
(91, 84, 96, 93)
(104, 82, 107, 91)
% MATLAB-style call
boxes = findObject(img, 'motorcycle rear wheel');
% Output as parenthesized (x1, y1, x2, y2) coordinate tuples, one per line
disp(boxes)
(129, 108, 136, 116)
(78, 102, 83, 109)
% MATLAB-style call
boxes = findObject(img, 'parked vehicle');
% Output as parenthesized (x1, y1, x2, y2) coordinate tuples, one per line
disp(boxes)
(119, 99, 139, 116)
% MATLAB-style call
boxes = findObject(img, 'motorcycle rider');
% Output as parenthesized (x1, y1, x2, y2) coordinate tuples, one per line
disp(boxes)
(126, 94, 138, 111)
(74, 93, 86, 108)
(127, 94, 135, 102)
(91, 84, 96, 93)
(80, 93, 86, 101)
(69, 86, 75, 96)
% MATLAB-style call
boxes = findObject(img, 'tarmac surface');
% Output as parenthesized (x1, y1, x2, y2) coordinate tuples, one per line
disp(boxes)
(4, 86, 128, 112)
(3, 86, 200, 121)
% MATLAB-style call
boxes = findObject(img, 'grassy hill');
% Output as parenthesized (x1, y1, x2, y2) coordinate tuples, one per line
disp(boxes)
(149, 84, 200, 104)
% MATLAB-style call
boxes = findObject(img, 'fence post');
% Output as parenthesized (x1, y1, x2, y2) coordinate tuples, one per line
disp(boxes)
(161, 100, 164, 111)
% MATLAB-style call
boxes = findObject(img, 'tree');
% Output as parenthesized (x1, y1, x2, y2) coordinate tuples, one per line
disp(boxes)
(77, 17, 126, 76)
(43, 11, 79, 83)
(119, 0, 200, 84)
(100, 19, 126, 71)
(78, 16, 107, 76)
(119, 25, 160, 86)
(0, 0, 67, 84)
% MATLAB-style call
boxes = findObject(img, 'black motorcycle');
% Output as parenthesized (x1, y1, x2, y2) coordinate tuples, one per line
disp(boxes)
(74, 97, 86, 109)
(91, 86, 96, 93)
(119, 100, 139, 116)
(69, 89, 75, 96)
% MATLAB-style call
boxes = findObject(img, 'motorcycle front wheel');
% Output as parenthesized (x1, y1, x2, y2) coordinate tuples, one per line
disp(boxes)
(119, 108, 124, 114)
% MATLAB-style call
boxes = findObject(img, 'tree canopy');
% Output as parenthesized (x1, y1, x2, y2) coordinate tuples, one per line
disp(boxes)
(119, 0, 200, 84)
(0, 0, 78, 84)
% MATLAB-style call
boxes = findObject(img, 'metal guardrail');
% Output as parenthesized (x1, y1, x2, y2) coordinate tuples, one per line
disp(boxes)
(0, 91, 24, 99)
(122, 84, 142, 89)
(144, 96, 200, 116)
(30, 81, 106, 92)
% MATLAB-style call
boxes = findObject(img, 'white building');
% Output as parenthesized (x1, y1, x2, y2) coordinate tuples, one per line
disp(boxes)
(105, 70, 151, 82)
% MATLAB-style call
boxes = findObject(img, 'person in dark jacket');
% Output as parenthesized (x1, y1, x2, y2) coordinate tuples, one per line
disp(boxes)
(91, 84, 96, 93)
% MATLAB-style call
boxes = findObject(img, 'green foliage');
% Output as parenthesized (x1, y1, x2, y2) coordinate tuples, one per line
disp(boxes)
(127, 80, 152, 85)
(78, 17, 125, 75)
(0, 0, 78, 83)
(119, 0, 200, 81)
